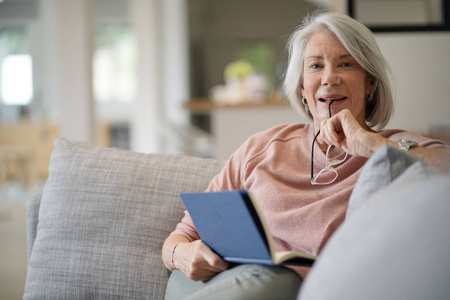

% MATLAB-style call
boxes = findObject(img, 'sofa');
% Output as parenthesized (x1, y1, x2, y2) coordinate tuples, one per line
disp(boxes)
(24, 138, 450, 299)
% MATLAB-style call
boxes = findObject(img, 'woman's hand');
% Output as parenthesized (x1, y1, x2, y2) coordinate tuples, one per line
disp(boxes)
(171, 240, 229, 282)
(317, 109, 389, 157)
(317, 109, 450, 171)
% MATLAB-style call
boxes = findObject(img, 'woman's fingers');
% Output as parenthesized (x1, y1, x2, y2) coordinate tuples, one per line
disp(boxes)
(177, 240, 229, 281)
(318, 109, 366, 156)
(318, 118, 342, 149)
(202, 248, 229, 271)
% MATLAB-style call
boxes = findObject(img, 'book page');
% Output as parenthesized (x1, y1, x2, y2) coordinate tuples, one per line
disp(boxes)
(273, 251, 316, 266)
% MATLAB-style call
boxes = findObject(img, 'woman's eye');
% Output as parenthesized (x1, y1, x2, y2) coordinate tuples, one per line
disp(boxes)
(340, 61, 354, 67)
(309, 63, 321, 69)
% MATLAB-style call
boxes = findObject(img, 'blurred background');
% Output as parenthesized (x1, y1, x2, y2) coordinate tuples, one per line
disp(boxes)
(0, 0, 449, 298)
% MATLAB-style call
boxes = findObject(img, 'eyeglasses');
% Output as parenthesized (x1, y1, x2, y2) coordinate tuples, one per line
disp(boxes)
(311, 101, 348, 185)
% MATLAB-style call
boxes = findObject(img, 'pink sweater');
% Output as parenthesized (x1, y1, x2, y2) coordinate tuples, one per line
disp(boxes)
(172, 123, 447, 278)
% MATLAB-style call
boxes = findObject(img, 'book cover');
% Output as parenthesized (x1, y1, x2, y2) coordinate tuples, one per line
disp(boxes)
(180, 190, 316, 267)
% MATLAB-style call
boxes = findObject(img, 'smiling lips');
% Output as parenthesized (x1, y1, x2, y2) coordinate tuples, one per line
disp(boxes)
(319, 96, 347, 103)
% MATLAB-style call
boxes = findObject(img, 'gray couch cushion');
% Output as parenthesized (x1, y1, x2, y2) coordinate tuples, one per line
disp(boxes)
(24, 138, 225, 300)
(298, 146, 450, 300)
(347, 144, 420, 217)
(26, 191, 42, 262)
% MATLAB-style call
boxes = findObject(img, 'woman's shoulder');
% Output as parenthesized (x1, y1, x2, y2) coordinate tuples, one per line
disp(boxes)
(234, 123, 310, 160)
(246, 123, 310, 146)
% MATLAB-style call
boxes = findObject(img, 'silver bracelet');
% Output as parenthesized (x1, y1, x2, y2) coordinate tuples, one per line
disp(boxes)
(171, 243, 180, 269)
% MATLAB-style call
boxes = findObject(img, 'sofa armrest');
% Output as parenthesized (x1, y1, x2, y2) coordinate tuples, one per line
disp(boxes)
(26, 190, 42, 262)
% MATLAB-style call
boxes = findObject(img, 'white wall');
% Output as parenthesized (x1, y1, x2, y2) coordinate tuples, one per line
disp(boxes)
(376, 32, 450, 133)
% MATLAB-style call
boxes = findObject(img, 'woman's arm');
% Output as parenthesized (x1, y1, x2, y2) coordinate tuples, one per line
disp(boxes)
(162, 234, 229, 281)
(318, 109, 450, 172)
(363, 131, 450, 172)
(408, 147, 450, 172)
(162, 234, 190, 272)
(162, 132, 256, 280)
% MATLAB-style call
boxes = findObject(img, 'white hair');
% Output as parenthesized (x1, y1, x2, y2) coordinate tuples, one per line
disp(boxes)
(283, 11, 394, 130)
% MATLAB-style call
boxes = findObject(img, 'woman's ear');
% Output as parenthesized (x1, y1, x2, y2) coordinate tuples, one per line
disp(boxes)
(365, 74, 376, 94)
(299, 83, 305, 97)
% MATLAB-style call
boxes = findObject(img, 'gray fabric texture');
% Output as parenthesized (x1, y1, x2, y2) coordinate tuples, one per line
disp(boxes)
(298, 150, 450, 300)
(26, 191, 42, 262)
(24, 138, 225, 300)
(346, 144, 420, 217)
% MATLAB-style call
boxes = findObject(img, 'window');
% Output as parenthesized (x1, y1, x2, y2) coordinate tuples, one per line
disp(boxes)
(0, 26, 33, 105)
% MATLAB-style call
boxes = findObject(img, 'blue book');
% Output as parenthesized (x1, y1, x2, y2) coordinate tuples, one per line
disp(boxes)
(180, 190, 316, 266)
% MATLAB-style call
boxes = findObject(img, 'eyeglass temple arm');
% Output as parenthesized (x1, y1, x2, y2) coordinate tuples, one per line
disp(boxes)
(310, 100, 335, 182)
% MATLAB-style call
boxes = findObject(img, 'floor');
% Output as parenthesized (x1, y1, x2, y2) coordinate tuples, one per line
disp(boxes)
(0, 182, 40, 300)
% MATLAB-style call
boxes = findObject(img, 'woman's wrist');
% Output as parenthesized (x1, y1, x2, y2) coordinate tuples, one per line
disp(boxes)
(363, 132, 395, 157)
(163, 235, 190, 271)
(171, 243, 180, 270)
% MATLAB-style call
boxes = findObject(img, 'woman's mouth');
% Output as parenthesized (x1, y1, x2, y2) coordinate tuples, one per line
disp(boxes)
(319, 97, 347, 102)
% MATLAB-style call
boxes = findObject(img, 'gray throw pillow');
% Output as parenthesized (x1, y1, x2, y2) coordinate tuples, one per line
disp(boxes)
(298, 149, 450, 300)
(347, 144, 420, 217)
(24, 138, 225, 300)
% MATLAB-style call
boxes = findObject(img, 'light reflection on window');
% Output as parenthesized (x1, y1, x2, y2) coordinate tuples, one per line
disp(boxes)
(0, 26, 33, 106)
(1, 54, 33, 105)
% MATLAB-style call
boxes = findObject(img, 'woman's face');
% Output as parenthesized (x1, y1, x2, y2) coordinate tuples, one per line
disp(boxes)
(300, 29, 373, 129)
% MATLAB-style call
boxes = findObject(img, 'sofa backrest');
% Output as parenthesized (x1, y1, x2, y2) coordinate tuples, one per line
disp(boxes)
(24, 138, 226, 300)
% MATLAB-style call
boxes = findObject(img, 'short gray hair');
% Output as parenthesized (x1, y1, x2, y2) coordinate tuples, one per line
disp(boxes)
(283, 11, 394, 130)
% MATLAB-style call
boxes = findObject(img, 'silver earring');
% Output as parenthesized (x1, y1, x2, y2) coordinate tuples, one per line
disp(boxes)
(301, 97, 308, 106)
(366, 93, 374, 102)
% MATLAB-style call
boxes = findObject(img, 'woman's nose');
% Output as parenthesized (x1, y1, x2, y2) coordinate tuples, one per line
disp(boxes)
(321, 67, 341, 86)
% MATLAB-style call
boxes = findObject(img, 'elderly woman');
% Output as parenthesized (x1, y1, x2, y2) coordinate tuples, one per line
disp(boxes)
(162, 12, 450, 300)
